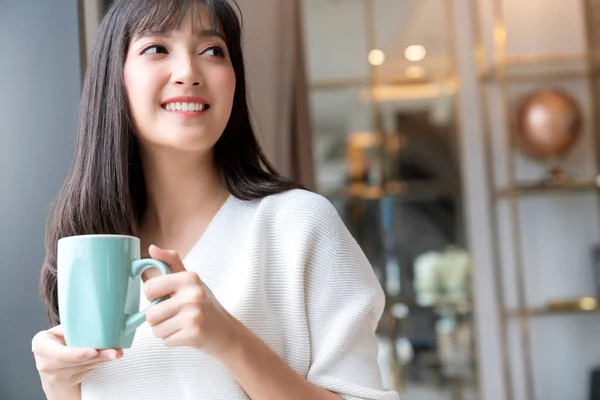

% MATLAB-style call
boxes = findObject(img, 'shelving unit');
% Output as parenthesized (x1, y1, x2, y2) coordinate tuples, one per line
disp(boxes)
(474, 1, 600, 399)
(302, 1, 478, 397)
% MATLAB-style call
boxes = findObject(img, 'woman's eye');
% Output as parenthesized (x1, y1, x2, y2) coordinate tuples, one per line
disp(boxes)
(141, 45, 168, 55)
(202, 46, 225, 58)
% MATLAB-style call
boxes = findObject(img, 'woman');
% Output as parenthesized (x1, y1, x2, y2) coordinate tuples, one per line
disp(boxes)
(31, 0, 399, 399)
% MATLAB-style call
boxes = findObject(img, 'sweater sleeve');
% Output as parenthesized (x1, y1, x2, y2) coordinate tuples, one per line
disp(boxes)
(303, 198, 400, 400)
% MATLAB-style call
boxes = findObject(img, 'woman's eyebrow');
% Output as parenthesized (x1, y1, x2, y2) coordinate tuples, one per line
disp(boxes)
(196, 29, 226, 42)
(132, 29, 226, 43)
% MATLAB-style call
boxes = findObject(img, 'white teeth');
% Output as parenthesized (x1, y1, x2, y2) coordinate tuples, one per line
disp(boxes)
(163, 102, 208, 112)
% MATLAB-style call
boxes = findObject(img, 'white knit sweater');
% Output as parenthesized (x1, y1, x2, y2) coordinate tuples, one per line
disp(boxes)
(82, 189, 400, 400)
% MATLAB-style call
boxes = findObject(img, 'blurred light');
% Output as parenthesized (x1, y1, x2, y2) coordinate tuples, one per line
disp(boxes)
(580, 297, 597, 310)
(391, 303, 409, 319)
(405, 65, 426, 78)
(368, 49, 386, 66)
(404, 45, 426, 62)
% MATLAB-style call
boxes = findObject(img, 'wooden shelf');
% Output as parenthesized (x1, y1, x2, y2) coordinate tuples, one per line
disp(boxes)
(494, 179, 599, 198)
(478, 54, 600, 83)
(308, 75, 456, 90)
(480, 68, 594, 83)
(320, 180, 458, 200)
(505, 308, 600, 317)
(505, 298, 600, 317)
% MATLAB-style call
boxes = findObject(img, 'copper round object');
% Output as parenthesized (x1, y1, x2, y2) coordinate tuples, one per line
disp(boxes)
(514, 89, 582, 159)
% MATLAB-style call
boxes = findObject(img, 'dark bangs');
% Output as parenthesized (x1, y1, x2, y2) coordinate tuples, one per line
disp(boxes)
(106, 0, 242, 52)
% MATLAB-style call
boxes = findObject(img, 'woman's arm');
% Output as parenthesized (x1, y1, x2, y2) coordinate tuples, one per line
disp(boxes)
(218, 319, 342, 400)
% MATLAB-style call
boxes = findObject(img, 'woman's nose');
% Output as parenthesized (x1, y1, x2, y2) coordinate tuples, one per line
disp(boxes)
(175, 80, 201, 86)
(172, 57, 203, 87)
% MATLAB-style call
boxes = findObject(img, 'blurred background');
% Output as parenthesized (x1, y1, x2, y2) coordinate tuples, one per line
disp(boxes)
(3, 0, 600, 399)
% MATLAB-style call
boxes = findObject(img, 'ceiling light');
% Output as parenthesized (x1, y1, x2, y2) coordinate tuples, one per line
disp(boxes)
(405, 45, 426, 62)
(368, 49, 386, 66)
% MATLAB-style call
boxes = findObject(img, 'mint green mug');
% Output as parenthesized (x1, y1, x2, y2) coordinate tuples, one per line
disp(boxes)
(57, 234, 170, 349)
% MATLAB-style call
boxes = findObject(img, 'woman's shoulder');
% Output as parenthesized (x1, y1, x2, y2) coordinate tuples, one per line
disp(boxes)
(261, 188, 328, 205)
(229, 189, 344, 241)
(257, 189, 340, 226)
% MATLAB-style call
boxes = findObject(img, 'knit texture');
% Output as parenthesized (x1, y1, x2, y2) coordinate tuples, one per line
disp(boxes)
(82, 189, 400, 400)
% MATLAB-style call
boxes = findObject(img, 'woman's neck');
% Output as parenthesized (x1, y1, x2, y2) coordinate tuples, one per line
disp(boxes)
(139, 148, 229, 241)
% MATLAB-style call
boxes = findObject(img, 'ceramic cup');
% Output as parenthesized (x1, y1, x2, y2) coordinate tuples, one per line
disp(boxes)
(57, 234, 170, 349)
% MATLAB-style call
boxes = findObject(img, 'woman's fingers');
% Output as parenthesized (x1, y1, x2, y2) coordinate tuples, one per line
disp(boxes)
(55, 358, 110, 374)
(33, 329, 123, 371)
(33, 330, 95, 358)
(33, 326, 124, 388)
(60, 362, 106, 386)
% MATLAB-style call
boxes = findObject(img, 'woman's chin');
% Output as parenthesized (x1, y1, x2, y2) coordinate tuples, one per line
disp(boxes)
(141, 134, 219, 154)
(163, 140, 216, 154)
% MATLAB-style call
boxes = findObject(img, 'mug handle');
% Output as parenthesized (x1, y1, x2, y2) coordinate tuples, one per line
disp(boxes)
(124, 259, 171, 336)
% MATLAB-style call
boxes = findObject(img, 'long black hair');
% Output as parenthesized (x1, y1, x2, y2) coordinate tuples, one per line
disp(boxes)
(40, 0, 303, 326)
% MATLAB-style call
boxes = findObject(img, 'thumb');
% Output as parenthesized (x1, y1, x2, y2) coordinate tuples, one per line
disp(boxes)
(148, 245, 187, 274)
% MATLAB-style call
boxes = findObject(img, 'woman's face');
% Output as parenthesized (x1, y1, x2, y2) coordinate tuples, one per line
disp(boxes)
(123, 9, 236, 155)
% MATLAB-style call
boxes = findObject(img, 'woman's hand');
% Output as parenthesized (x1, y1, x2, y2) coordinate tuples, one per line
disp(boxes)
(32, 325, 123, 397)
(143, 245, 242, 358)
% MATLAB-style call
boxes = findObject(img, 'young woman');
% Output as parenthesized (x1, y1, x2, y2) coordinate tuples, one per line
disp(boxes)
(31, 0, 399, 399)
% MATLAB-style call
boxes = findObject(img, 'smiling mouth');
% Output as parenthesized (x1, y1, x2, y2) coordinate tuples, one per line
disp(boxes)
(161, 102, 210, 112)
